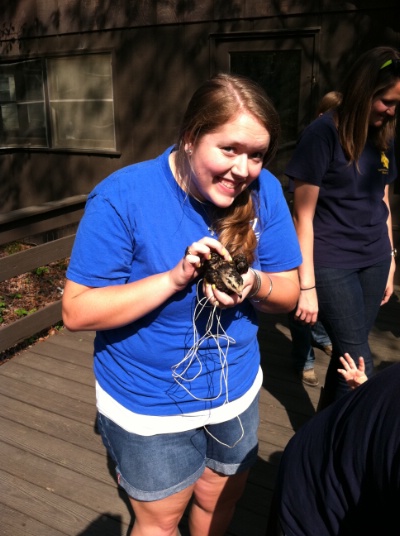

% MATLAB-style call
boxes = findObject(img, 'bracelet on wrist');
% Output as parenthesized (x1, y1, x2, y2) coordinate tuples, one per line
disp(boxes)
(250, 273, 273, 303)
(300, 285, 316, 291)
(248, 268, 261, 298)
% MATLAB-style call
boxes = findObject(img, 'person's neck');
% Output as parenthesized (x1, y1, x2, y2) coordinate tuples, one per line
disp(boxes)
(168, 151, 207, 205)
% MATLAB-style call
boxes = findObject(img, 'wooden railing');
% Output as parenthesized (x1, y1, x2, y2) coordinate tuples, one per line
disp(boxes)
(0, 195, 87, 354)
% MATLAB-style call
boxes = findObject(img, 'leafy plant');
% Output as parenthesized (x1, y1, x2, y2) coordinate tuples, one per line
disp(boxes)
(0, 297, 6, 323)
(14, 307, 37, 317)
(35, 266, 49, 276)
(4, 242, 24, 255)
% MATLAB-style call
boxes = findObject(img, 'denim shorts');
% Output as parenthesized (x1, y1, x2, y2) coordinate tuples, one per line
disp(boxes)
(97, 393, 259, 501)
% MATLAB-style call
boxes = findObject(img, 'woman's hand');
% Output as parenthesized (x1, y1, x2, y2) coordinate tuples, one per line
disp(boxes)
(381, 259, 395, 305)
(203, 265, 257, 309)
(172, 237, 250, 309)
(180, 239, 248, 309)
(293, 287, 319, 325)
(169, 237, 232, 293)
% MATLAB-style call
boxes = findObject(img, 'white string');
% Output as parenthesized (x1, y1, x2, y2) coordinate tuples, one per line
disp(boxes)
(171, 279, 244, 448)
(204, 416, 244, 449)
(171, 280, 234, 401)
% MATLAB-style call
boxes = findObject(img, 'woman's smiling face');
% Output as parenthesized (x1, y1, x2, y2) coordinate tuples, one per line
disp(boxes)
(185, 112, 271, 208)
(369, 79, 400, 127)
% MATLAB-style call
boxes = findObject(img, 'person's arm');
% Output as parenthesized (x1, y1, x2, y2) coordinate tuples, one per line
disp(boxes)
(247, 268, 300, 314)
(337, 353, 368, 389)
(382, 183, 396, 305)
(201, 263, 300, 314)
(62, 237, 230, 331)
(291, 181, 320, 324)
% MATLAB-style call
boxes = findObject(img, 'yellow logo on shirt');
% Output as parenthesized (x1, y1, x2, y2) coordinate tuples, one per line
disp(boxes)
(381, 152, 389, 170)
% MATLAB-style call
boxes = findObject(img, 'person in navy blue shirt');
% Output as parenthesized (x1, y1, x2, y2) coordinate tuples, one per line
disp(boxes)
(266, 358, 400, 536)
(286, 46, 399, 408)
(62, 74, 301, 536)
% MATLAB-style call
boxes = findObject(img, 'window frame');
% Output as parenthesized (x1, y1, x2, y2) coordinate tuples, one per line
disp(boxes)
(0, 50, 119, 155)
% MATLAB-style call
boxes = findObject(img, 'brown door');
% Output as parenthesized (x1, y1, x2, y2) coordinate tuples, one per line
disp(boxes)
(210, 29, 319, 185)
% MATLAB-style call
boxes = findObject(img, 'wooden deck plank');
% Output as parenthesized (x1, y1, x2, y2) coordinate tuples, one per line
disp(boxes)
(9, 352, 95, 385)
(0, 393, 101, 453)
(28, 332, 96, 367)
(1, 289, 399, 536)
(0, 364, 95, 404)
(0, 416, 109, 483)
(0, 471, 128, 536)
(0, 503, 68, 536)
(0, 442, 132, 526)
(0, 375, 96, 425)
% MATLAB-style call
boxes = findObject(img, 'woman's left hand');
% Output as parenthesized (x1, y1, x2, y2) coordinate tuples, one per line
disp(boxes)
(381, 261, 395, 305)
(203, 268, 255, 309)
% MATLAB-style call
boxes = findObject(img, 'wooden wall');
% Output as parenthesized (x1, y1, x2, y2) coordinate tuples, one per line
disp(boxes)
(1, 1, 400, 271)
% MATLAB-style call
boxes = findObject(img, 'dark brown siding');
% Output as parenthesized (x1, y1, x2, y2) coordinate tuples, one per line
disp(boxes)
(1, 1, 399, 280)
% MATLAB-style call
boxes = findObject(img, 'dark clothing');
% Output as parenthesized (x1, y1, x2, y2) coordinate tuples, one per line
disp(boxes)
(288, 313, 331, 372)
(316, 259, 391, 399)
(285, 111, 395, 402)
(267, 363, 400, 536)
(285, 111, 396, 269)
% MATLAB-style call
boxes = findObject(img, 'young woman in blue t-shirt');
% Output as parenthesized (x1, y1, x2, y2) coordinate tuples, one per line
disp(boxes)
(62, 74, 301, 536)
(286, 46, 399, 409)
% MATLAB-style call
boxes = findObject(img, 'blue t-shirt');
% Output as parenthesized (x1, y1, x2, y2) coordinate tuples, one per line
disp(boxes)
(67, 146, 302, 416)
(275, 362, 400, 536)
(285, 112, 397, 268)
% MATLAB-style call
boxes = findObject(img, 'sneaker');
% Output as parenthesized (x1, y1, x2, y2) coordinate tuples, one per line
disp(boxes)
(300, 369, 319, 387)
(322, 345, 333, 358)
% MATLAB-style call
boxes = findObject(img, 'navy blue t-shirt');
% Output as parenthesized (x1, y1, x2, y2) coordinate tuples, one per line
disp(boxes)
(275, 362, 400, 536)
(285, 112, 397, 268)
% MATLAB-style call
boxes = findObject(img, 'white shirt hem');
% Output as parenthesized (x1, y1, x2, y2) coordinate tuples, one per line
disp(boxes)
(96, 367, 263, 436)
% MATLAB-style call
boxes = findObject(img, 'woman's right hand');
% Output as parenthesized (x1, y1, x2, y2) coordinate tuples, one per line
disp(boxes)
(293, 287, 319, 325)
(169, 237, 232, 292)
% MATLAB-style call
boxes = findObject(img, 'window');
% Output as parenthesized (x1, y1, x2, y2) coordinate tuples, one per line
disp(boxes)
(0, 53, 116, 151)
(0, 60, 47, 147)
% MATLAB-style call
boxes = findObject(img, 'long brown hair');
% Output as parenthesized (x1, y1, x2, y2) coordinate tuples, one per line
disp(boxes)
(175, 73, 280, 262)
(337, 46, 400, 162)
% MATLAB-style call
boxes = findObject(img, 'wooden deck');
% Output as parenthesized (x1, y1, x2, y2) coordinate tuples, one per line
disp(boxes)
(1, 288, 399, 536)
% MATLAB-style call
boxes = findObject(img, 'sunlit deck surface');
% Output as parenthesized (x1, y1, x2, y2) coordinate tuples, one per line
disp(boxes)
(1, 289, 399, 536)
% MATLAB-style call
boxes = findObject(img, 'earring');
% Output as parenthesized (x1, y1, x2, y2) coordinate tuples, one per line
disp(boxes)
(186, 148, 192, 156)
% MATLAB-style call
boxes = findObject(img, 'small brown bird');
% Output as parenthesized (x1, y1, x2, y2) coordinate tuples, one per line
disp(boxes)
(203, 252, 249, 297)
